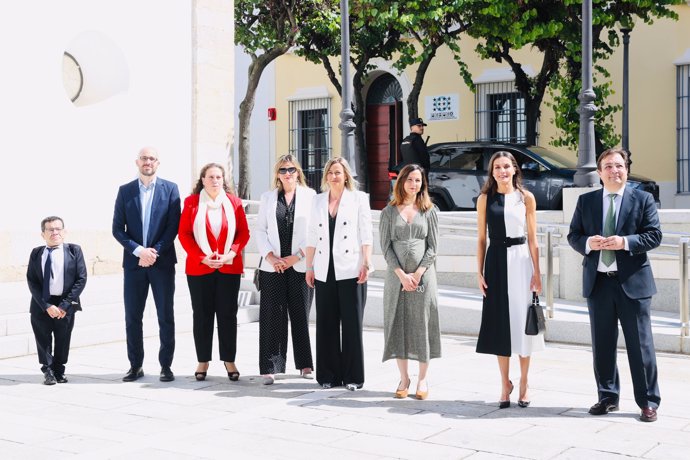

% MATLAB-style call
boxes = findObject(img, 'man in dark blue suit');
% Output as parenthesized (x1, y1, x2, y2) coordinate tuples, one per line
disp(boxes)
(568, 148, 662, 422)
(27, 216, 87, 385)
(113, 147, 181, 382)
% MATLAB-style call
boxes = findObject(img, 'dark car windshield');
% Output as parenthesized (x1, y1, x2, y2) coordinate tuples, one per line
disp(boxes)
(528, 146, 577, 169)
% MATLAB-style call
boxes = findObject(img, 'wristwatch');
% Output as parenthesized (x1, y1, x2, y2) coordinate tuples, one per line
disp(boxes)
(295, 251, 305, 261)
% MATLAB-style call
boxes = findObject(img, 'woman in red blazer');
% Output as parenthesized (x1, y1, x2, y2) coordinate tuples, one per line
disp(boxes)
(178, 163, 250, 381)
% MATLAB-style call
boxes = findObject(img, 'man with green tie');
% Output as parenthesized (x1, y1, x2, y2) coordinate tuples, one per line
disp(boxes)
(568, 148, 662, 423)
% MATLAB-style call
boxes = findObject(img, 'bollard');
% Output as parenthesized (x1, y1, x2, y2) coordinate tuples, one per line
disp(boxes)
(681, 239, 689, 337)
(546, 228, 554, 319)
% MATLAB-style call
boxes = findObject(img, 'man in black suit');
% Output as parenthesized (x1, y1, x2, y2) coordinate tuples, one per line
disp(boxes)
(568, 148, 662, 422)
(27, 216, 87, 385)
(400, 117, 430, 178)
(112, 147, 181, 382)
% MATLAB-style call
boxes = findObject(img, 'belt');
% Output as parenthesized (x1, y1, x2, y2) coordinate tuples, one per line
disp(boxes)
(598, 271, 618, 277)
(490, 236, 526, 247)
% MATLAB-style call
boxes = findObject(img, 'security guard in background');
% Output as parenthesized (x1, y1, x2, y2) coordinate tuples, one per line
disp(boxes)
(400, 117, 430, 180)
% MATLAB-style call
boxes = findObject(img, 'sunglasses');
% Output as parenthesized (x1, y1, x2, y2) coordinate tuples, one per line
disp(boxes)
(279, 167, 297, 175)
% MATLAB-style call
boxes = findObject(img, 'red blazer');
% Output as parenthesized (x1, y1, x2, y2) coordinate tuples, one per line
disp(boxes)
(178, 193, 250, 276)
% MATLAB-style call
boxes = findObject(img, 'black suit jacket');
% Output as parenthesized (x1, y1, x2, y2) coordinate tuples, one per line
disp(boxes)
(112, 177, 181, 270)
(567, 187, 662, 299)
(27, 243, 87, 315)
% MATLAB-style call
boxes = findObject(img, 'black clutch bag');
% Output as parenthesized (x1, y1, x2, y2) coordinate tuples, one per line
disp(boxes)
(525, 292, 546, 336)
(253, 257, 262, 291)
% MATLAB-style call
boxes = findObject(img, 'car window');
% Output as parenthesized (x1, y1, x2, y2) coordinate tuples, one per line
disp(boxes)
(448, 148, 483, 170)
(510, 150, 545, 173)
(430, 148, 452, 168)
(528, 146, 576, 169)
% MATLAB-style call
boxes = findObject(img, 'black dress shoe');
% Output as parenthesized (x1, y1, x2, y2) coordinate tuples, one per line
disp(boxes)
(54, 373, 68, 384)
(589, 400, 619, 415)
(43, 370, 57, 386)
(640, 407, 658, 422)
(160, 367, 175, 382)
(122, 367, 144, 382)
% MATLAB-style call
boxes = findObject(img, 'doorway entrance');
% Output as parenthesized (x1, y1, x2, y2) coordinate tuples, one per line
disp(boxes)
(366, 74, 403, 210)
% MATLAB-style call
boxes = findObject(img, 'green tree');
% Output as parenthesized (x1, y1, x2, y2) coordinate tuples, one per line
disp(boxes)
(296, 0, 413, 186)
(394, 0, 472, 120)
(465, 0, 680, 148)
(235, 0, 333, 198)
(548, 0, 682, 155)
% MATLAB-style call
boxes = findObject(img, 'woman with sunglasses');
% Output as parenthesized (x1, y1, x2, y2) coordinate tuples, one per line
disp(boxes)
(379, 164, 440, 400)
(255, 155, 316, 385)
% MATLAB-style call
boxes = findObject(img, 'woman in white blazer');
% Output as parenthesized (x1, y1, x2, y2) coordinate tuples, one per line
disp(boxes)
(256, 155, 316, 385)
(305, 157, 373, 391)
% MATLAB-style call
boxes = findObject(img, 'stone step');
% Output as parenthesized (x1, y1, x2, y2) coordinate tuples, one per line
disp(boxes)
(3, 274, 688, 360)
(0, 303, 259, 360)
(0, 272, 260, 359)
(356, 279, 690, 355)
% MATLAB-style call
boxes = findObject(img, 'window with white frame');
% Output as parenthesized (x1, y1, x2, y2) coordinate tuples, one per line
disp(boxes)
(288, 97, 332, 190)
(677, 64, 690, 193)
(473, 68, 536, 144)
(475, 80, 529, 144)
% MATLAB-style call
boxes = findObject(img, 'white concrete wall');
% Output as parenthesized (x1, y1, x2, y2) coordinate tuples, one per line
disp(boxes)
(0, 0, 193, 280)
(192, 0, 235, 183)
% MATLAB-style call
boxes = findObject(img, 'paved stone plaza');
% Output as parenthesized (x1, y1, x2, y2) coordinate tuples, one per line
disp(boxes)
(2, 317, 690, 459)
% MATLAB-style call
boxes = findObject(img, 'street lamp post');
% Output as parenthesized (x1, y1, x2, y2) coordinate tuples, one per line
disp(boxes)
(338, 0, 357, 178)
(621, 25, 632, 169)
(574, 0, 598, 187)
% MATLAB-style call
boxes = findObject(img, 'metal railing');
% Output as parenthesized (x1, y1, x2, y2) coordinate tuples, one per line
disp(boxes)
(244, 203, 690, 338)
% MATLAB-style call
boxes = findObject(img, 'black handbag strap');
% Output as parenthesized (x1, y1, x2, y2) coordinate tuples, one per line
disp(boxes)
(532, 291, 539, 306)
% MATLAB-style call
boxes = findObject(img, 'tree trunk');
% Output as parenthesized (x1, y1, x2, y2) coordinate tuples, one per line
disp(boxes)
(524, 101, 540, 146)
(237, 46, 288, 199)
(407, 47, 438, 120)
(353, 68, 367, 189)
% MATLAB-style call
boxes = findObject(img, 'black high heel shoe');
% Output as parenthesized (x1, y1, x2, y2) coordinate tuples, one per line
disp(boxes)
(518, 382, 530, 407)
(499, 380, 514, 409)
(224, 362, 240, 381)
(195, 363, 209, 381)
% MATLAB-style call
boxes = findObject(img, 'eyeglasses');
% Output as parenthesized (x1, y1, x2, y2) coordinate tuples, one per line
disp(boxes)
(279, 167, 297, 175)
(139, 156, 158, 163)
(44, 227, 64, 233)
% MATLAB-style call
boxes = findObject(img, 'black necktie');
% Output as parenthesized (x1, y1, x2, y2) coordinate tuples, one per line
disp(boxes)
(43, 247, 57, 301)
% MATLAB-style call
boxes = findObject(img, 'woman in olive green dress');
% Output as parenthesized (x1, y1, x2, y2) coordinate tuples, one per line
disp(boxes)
(380, 164, 440, 400)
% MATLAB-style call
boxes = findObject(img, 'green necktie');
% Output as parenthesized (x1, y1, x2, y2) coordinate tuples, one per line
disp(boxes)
(601, 193, 616, 266)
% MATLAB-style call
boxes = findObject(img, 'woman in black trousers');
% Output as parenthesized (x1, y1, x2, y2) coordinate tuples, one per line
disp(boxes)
(305, 157, 373, 391)
(255, 155, 316, 384)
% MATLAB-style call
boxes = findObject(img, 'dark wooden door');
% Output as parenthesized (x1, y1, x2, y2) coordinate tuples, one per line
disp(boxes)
(366, 102, 402, 210)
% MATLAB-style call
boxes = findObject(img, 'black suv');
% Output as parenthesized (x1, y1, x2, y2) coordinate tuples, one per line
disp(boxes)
(392, 142, 660, 211)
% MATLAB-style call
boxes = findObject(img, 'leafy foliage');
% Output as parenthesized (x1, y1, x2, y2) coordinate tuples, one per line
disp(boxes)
(296, 0, 413, 184)
(234, 0, 335, 198)
(465, 0, 681, 148)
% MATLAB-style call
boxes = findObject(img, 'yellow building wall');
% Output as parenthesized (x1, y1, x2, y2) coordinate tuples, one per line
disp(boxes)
(273, 4, 689, 206)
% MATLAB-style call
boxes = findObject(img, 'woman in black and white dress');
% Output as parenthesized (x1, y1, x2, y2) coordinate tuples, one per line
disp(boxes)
(255, 155, 316, 385)
(476, 151, 544, 408)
